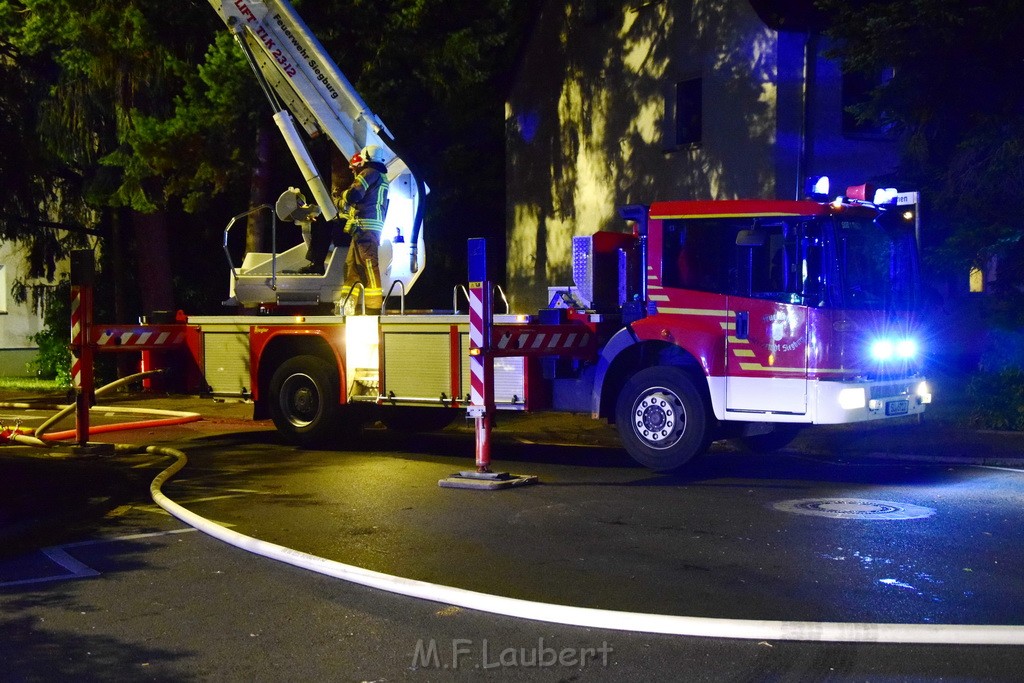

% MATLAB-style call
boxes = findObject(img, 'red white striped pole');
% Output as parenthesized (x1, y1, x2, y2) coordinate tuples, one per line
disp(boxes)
(70, 250, 96, 448)
(70, 286, 83, 390)
(439, 239, 536, 490)
(467, 238, 494, 473)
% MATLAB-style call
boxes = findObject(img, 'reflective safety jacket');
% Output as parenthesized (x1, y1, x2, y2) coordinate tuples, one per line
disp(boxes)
(341, 161, 390, 233)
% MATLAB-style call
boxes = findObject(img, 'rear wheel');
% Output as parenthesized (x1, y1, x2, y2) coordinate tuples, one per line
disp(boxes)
(615, 366, 710, 472)
(268, 355, 342, 447)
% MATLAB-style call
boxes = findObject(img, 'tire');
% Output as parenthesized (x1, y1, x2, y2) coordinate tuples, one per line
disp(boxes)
(615, 366, 710, 472)
(268, 355, 343, 447)
(736, 424, 802, 453)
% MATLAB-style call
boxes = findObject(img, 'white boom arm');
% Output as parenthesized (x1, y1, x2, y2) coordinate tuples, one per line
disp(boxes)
(208, 0, 425, 281)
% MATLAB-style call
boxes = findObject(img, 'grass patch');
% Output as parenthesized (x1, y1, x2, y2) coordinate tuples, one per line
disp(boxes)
(0, 377, 68, 393)
(915, 366, 1024, 431)
(965, 367, 1024, 431)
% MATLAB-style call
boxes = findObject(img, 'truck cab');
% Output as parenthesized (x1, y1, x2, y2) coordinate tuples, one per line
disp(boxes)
(567, 194, 930, 471)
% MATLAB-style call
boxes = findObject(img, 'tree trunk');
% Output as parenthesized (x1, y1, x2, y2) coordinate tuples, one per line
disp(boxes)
(107, 208, 128, 323)
(246, 124, 273, 254)
(107, 208, 135, 379)
(131, 210, 175, 314)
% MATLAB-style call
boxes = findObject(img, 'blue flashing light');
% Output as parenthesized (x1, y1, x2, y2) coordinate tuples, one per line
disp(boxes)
(871, 339, 895, 361)
(896, 339, 918, 359)
(873, 187, 899, 205)
(806, 175, 830, 197)
(870, 337, 919, 361)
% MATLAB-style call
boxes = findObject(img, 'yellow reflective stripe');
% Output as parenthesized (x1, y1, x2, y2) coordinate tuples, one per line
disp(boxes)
(739, 363, 806, 373)
(364, 267, 379, 289)
(652, 211, 801, 219)
(657, 307, 733, 317)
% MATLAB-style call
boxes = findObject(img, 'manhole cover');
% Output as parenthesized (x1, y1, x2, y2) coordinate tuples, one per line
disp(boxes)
(773, 498, 935, 520)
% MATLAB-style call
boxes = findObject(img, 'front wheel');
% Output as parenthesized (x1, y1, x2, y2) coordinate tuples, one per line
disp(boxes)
(268, 355, 342, 447)
(615, 366, 710, 472)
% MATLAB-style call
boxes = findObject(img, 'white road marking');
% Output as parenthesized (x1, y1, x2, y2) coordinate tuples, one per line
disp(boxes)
(0, 529, 198, 587)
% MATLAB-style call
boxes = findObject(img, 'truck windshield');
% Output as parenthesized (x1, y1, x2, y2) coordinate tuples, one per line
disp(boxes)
(660, 211, 919, 311)
(835, 215, 919, 310)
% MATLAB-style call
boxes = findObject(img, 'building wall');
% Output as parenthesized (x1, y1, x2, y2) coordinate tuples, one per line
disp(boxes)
(506, 0, 900, 310)
(802, 40, 900, 195)
(0, 240, 53, 377)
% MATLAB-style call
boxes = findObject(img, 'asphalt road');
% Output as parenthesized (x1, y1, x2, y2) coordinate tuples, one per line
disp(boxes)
(1, 396, 1024, 680)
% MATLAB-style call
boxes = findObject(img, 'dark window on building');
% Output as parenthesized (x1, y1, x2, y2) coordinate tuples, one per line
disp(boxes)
(841, 66, 895, 138)
(674, 78, 703, 146)
(582, 0, 614, 23)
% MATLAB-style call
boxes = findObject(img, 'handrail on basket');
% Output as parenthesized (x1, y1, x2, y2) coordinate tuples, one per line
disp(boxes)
(222, 204, 276, 287)
(340, 282, 366, 316)
(451, 283, 510, 315)
(452, 284, 469, 313)
(382, 279, 406, 316)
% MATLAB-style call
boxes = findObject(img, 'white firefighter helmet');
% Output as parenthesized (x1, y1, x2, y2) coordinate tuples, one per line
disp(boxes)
(350, 144, 385, 167)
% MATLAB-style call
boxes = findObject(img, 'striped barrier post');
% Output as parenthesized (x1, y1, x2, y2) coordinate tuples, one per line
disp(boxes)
(438, 238, 536, 490)
(467, 238, 494, 472)
(70, 285, 83, 390)
(70, 250, 96, 447)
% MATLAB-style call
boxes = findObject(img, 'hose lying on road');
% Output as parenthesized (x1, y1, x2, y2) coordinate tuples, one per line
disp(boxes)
(41, 411, 201, 442)
(0, 406, 201, 444)
(5, 377, 1023, 645)
(0, 370, 200, 445)
(145, 444, 1024, 646)
(34, 370, 200, 440)
(0, 427, 47, 448)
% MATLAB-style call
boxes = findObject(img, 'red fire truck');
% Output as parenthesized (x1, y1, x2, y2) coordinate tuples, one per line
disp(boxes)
(74, 0, 931, 472)
(112, 186, 930, 472)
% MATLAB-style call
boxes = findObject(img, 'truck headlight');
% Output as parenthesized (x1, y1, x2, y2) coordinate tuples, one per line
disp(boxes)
(838, 387, 867, 410)
(916, 381, 932, 404)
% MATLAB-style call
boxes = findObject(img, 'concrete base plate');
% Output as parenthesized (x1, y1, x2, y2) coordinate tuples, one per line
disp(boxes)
(71, 442, 117, 457)
(438, 470, 539, 490)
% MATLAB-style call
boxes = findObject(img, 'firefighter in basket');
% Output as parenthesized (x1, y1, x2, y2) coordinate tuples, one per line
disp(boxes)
(300, 145, 390, 313)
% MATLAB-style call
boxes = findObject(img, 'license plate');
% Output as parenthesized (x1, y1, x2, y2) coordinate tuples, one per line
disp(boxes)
(886, 399, 909, 416)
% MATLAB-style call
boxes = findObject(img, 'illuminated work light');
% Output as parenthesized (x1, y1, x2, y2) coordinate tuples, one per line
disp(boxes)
(345, 315, 380, 371)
